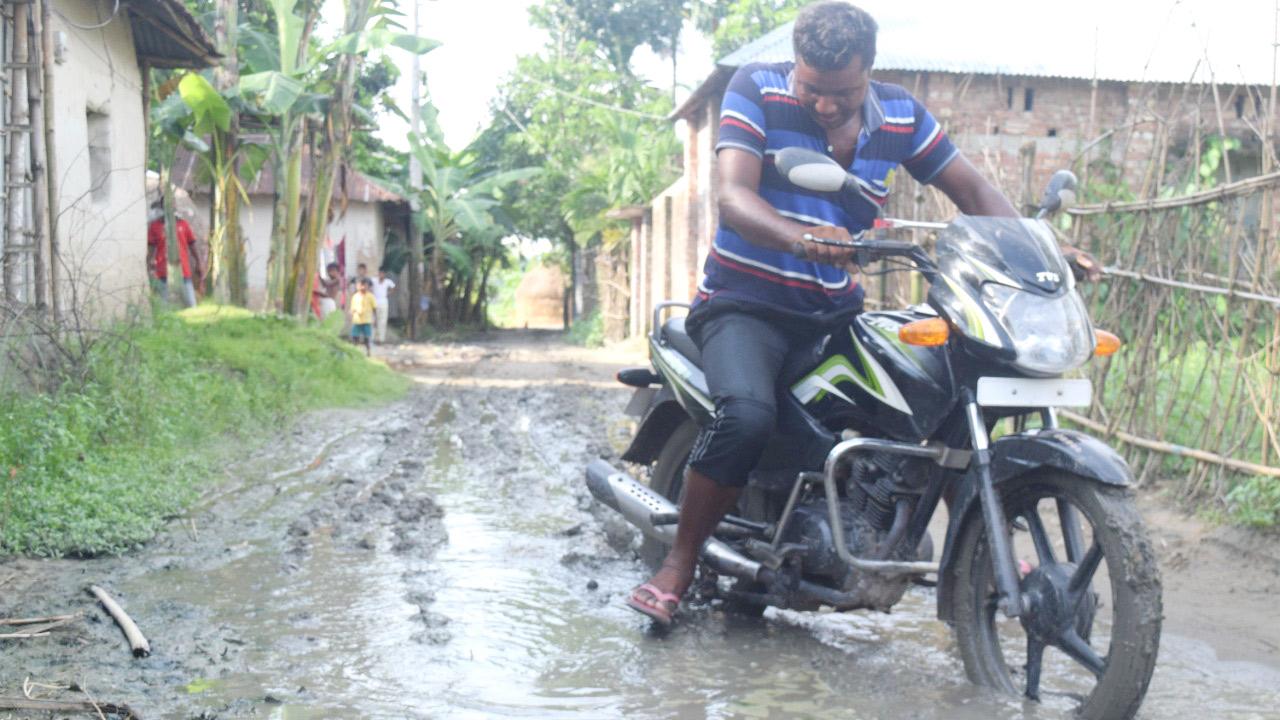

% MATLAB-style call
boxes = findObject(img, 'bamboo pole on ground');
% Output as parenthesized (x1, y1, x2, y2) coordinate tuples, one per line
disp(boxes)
(88, 586, 150, 657)
(0, 697, 140, 718)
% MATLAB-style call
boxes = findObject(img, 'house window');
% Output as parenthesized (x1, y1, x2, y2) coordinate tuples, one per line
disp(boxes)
(87, 110, 111, 202)
(1235, 93, 1246, 119)
(1024, 88, 1035, 112)
(1048, 128, 1058, 137)
(1007, 87, 1014, 109)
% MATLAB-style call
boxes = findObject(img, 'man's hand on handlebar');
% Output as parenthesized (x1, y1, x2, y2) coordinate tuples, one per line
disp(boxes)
(793, 225, 859, 271)
(1062, 244, 1102, 283)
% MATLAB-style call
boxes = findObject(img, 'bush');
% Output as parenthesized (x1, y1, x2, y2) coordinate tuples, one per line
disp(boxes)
(1226, 476, 1280, 528)
(566, 310, 604, 347)
(0, 305, 407, 557)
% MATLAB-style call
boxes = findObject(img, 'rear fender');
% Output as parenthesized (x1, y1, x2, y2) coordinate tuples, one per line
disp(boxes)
(935, 429, 1131, 623)
(621, 384, 695, 464)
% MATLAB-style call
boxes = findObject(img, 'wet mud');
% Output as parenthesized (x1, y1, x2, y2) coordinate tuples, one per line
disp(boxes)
(2, 330, 1278, 719)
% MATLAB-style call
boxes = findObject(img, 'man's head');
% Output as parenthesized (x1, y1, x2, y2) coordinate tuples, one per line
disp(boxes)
(357, 263, 368, 276)
(377, 268, 387, 279)
(326, 262, 340, 278)
(359, 278, 372, 291)
(792, 2, 878, 130)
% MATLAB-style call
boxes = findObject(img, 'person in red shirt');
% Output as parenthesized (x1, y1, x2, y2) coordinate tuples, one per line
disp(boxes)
(146, 205, 202, 307)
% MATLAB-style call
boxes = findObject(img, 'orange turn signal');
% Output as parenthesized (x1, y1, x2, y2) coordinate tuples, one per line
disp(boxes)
(899, 318, 950, 347)
(1094, 329, 1122, 356)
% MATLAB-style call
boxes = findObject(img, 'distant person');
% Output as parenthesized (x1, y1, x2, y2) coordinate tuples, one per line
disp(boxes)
(146, 204, 202, 307)
(313, 262, 344, 319)
(348, 277, 376, 356)
(371, 268, 396, 343)
(351, 262, 371, 289)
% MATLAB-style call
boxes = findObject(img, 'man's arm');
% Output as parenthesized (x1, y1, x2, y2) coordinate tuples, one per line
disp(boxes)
(719, 148, 855, 266)
(930, 156, 1101, 280)
(929, 155, 1018, 218)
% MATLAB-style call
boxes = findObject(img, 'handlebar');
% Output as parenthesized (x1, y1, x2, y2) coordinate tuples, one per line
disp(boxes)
(793, 232, 926, 269)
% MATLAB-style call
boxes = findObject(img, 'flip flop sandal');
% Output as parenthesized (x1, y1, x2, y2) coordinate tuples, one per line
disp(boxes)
(626, 582, 681, 626)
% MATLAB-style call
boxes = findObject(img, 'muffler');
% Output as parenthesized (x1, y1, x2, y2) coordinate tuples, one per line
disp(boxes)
(585, 459, 764, 582)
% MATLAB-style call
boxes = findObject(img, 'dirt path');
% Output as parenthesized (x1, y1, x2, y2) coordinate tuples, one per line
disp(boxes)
(1, 329, 1277, 719)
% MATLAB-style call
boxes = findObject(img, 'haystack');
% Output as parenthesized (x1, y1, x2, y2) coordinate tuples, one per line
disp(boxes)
(514, 264, 566, 329)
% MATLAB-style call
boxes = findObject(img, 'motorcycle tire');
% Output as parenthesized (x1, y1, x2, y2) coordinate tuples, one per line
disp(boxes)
(638, 418, 699, 570)
(948, 471, 1162, 720)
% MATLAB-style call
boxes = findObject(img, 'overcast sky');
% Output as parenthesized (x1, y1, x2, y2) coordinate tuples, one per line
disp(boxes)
(365, 0, 1278, 150)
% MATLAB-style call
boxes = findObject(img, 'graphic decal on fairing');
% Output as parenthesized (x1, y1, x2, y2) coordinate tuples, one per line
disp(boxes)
(791, 330, 914, 415)
(941, 274, 1003, 345)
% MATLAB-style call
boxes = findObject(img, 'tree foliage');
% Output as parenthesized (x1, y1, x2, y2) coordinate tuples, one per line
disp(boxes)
(689, 0, 805, 58)
(486, 1, 681, 253)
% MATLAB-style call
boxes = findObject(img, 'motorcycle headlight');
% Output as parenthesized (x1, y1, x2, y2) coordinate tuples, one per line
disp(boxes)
(980, 284, 1094, 375)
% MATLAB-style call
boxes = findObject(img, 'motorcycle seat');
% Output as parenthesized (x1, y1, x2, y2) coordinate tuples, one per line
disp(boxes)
(661, 316, 703, 366)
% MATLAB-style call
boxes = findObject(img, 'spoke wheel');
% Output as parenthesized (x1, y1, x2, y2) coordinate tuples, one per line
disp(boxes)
(949, 472, 1162, 720)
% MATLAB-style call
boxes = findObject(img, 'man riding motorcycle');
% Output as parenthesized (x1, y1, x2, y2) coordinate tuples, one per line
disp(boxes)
(627, 0, 1098, 625)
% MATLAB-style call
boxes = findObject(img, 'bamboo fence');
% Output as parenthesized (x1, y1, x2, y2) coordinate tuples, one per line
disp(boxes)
(869, 129, 1280, 506)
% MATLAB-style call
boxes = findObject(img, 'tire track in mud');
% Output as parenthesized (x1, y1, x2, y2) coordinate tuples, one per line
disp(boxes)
(0, 393, 471, 717)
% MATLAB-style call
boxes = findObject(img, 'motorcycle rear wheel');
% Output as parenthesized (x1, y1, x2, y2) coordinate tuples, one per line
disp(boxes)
(638, 418, 699, 570)
(949, 471, 1161, 720)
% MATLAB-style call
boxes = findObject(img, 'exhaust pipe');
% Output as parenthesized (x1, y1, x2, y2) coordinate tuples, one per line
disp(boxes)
(586, 459, 764, 582)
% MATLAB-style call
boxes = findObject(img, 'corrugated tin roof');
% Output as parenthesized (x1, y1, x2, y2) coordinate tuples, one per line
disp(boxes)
(718, 0, 1277, 86)
(126, 0, 220, 69)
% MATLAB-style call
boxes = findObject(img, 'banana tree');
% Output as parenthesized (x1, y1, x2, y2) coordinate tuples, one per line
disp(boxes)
(404, 127, 539, 325)
(148, 84, 209, 305)
(238, 0, 436, 315)
(297, 0, 441, 317)
(176, 72, 260, 304)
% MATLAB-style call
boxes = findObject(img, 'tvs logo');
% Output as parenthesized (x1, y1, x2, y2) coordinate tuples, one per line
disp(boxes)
(1036, 271, 1061, 284)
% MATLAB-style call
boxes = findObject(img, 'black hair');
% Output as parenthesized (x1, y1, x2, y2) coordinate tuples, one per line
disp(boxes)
(357, 263, 367, 269)
(793, 1, 878, 71)
(326, 262, 339, 272)
(359, 277, 372, 287)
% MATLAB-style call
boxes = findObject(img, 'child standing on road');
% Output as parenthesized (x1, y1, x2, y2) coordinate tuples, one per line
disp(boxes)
(349, 278, 376, 356)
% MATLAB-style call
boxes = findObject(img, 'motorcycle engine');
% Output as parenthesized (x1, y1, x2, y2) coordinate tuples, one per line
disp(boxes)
(778, 452, 929, 611)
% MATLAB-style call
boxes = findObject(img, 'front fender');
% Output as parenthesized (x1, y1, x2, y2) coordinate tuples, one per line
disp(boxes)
(935, 428, 1131, 623)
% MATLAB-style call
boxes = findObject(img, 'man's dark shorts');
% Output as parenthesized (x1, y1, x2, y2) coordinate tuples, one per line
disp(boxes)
(683, 299, 849, 488)
(351, 323, 373, 339)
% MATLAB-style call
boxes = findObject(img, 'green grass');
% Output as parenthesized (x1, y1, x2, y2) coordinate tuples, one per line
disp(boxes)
(1084, 338, 1280, 527)
(0, 305, 408, 557)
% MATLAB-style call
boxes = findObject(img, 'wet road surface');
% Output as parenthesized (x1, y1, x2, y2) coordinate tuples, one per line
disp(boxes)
(2, 331, 1278, 718)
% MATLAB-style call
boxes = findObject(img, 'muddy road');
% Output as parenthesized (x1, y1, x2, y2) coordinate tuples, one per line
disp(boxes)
(2, 330, 1279, 718)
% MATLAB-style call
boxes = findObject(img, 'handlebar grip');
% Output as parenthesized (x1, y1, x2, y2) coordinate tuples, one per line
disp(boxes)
(791, 239, 810, 260)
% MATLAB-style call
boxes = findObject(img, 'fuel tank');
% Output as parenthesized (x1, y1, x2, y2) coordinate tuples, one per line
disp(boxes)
(789, 310, 956, 441)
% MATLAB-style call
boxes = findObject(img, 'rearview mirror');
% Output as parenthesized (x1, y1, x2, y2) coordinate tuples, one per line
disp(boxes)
(1037, 170, 1078, 216)
(774, 147, 848, 193)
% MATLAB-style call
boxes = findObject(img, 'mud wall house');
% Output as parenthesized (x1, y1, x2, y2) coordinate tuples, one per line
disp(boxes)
(0, 0, 218, 316)
(173, 151, 409, 313)
(626, 18, 1277, 338)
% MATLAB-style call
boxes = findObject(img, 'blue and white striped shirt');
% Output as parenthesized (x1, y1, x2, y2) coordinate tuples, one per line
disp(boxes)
(699, 61, 959, 313)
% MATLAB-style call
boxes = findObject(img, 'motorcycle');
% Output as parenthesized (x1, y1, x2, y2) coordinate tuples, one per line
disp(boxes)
(585, 147, 1162, 719)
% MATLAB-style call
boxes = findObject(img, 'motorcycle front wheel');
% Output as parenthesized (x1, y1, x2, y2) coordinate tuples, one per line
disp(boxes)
(949, 471, 1162, 720)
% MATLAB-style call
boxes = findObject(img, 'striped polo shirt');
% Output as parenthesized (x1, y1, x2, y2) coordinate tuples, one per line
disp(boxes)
(698, 61, 959, 313)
